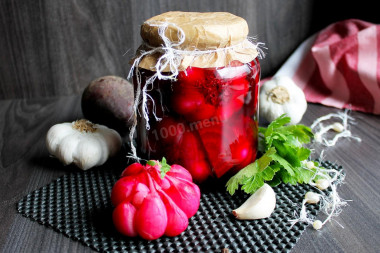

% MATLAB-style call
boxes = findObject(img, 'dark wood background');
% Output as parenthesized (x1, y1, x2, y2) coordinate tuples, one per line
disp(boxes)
(1, 0, 379, 99)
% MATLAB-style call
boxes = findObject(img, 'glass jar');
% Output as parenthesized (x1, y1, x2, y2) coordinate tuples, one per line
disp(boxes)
(131, 11, 261, 182)
(134, 58, 260, 182)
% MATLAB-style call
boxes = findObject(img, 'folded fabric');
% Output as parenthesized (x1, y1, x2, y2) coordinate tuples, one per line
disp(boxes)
(274, 19, 380, 115)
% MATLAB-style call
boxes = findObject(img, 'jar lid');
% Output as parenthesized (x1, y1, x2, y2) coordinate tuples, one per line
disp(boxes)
(141, 11, 249, 50)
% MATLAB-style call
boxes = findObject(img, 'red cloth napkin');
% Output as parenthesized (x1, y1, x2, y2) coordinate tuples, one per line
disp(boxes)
(274, 19, 380, 115)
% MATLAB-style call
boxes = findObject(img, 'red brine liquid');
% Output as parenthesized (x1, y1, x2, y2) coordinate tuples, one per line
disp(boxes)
(135, 59, 260, 183)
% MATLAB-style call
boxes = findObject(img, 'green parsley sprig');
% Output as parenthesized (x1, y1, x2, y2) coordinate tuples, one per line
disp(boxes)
(226, 114, 317, 195)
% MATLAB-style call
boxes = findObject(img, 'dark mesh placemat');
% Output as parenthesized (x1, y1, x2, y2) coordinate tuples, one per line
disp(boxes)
(17, 161, 342, 253)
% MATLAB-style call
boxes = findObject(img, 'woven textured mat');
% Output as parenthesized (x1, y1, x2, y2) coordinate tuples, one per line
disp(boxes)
(17, 160, 342, 253)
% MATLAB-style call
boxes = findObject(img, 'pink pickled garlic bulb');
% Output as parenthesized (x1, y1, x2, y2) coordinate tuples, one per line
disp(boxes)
(111, 161, 201, 240)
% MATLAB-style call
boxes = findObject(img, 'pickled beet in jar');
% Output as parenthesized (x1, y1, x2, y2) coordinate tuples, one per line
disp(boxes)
(131, 12, 262, 183)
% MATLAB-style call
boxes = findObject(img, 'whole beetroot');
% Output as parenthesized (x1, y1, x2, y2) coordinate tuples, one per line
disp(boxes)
(81, 76, 134, 135)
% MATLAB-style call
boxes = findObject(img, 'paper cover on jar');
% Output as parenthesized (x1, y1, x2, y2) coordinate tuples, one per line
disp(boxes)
(134, 11, 260, 71)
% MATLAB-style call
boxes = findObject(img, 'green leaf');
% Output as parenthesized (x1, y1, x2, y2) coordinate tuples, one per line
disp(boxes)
(271, 153, 295, 176)
(296, 167, 315, 184)
(147, 160, 156, 166)
(270, 163, 281, 173)
(296, 147, 311, 161)
(283, 144, 302, 167)
(258, 127, 267, 135)
(257, 147, 276, 171)
(146, 158, 171, 178)
(279, 125, 314, 144)
(266, 114, 291, 134)
(160, 157, 171, 178)
(272, 140, 288, 156)
(241, 173, 265, 194)
(226, 162, 259, 195)
(226, 148, 276, 195)
(278, 169, 298, 185)
(266, 132, 288, 150)
(261, 166, 276, 181)
(267, 174, 282, 187)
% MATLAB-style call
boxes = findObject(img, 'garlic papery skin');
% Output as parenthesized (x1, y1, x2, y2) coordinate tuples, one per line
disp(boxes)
(259, 76, 307, 125)
(46, 119, 122, 170)
(232, 184, 276, 220)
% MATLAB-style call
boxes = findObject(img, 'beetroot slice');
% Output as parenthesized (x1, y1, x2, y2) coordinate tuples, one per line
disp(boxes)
(196, 122, 232, 177)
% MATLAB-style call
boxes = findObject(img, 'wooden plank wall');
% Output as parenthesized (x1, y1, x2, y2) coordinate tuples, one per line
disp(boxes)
(0, 0, 378, 99)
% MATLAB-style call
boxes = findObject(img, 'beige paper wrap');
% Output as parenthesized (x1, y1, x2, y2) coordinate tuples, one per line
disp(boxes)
(136, 11, 259, 71)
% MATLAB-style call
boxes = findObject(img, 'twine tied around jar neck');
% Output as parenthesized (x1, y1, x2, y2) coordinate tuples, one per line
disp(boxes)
(127, 21, 266, 161)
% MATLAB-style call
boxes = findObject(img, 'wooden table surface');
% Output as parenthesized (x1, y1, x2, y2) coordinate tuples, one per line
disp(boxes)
(0, 95, 379, 253)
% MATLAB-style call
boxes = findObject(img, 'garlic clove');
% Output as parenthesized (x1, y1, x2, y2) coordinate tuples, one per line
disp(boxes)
(112, 201, 138, 237)
(46, 123, 73, 154)
(332, 122, 344, 133)
(313, 220, 323, 230)
(316, 179, 330, 190)
(96, 126, 122, 156)
(306, 161, 315, 169)
(132, 183, 150, 208)
(232, 184, 276, 220)
(56, 133, 80, 165)
(73, 136, 106, 170)
(305, 191, 320, 204)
